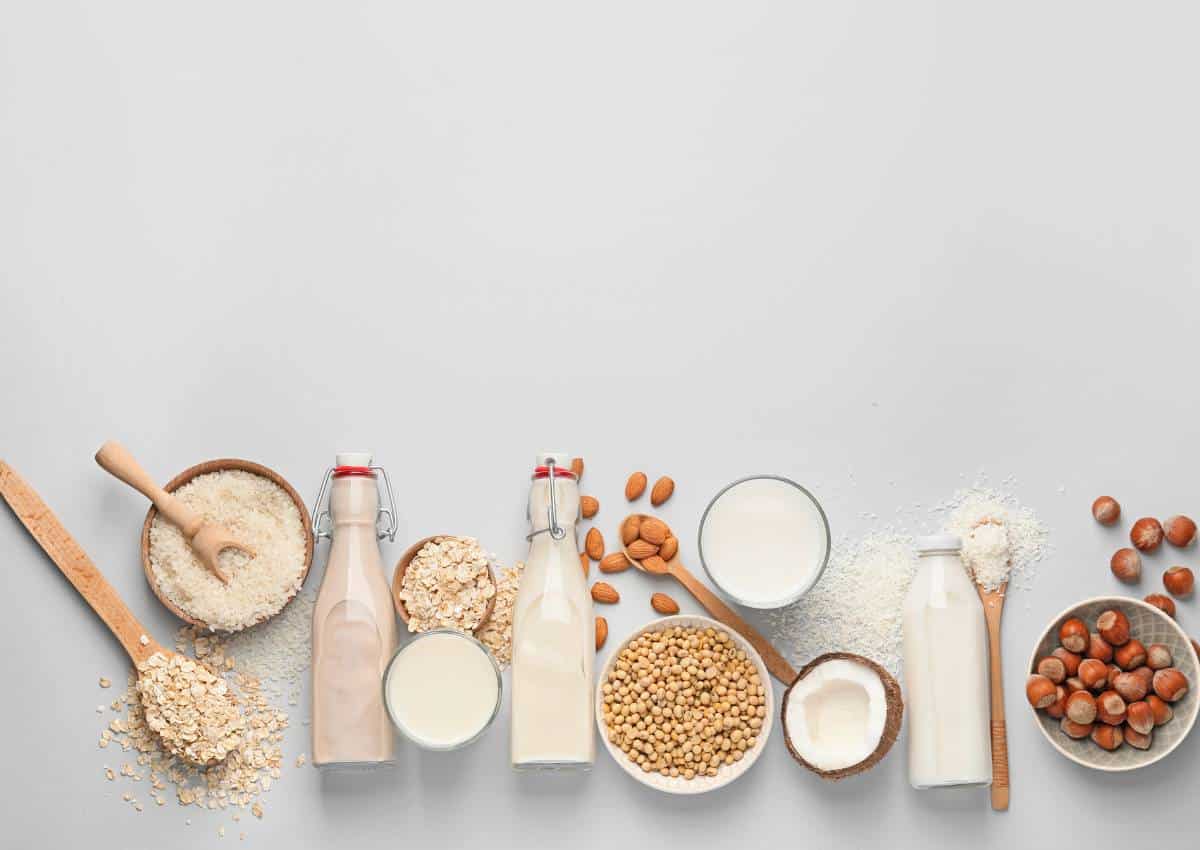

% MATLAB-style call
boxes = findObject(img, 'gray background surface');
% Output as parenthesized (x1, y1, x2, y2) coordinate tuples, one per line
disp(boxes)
(2, 2, 1199, 847)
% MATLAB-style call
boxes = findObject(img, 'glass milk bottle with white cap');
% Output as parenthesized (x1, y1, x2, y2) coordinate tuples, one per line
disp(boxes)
(510, 451, 595, 770)
(310, 452, 400, 770)
(903, 535, 991, 788)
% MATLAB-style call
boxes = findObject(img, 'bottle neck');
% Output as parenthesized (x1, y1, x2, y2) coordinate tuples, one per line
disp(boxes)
(330, 475, 380, 530)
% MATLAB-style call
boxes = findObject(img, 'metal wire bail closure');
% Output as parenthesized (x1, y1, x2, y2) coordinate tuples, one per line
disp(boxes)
(526, 458, 568, 541)
(310, 464, 399, 543)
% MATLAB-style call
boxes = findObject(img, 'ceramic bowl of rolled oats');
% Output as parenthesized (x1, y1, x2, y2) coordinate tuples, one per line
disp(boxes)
(392, 536, 498, 635)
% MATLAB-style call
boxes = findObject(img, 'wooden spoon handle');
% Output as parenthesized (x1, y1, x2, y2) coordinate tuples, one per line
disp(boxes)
(96, 440, 204, 539)
(0, 460, 158, 664)
(668, 563, 797, 684)
(982, 599, 1010, 811)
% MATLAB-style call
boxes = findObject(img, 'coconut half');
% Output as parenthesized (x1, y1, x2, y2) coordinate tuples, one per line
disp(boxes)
(781, 652, 903, 780)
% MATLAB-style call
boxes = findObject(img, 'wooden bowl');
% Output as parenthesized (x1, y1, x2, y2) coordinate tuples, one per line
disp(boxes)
(391, 535, 497, 634)
(140, 458, 314, 631)
(595, 614, 774, 794)
(1028, 596, 1199, 771)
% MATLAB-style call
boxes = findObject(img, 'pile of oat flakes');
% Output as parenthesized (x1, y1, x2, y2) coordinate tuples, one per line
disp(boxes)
(398, 536, 496, 633)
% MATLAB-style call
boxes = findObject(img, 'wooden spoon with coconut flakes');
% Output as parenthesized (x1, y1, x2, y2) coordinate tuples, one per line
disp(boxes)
(0, 461, 243, 766)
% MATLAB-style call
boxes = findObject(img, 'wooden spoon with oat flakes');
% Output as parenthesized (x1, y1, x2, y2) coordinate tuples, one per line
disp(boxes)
(0, 461, 244, 766)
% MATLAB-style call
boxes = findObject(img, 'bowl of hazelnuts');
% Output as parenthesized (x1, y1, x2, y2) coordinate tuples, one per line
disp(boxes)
(1027, 597, 1198, 771)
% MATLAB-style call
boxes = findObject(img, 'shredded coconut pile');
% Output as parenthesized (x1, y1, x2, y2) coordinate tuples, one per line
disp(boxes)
(149, 470, 308, 632)
(937, 486, 1049, 592)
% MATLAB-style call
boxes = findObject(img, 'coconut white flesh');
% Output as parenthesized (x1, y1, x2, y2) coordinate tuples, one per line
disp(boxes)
(785, 659, 886, 771)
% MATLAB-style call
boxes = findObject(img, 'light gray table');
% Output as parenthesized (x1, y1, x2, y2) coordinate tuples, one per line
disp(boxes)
(3, 2, 1198, 847)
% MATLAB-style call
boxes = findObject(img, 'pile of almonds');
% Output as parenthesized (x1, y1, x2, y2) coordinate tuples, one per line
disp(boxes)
(1027, 606, 1190, 752)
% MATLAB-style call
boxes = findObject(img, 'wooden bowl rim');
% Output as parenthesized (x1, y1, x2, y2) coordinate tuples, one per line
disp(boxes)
(139, 458, 314, 632)
(391, 535, 497, 635)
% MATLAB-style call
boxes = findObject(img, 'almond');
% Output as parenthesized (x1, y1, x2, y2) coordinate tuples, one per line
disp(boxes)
(591, 582, 619, 604)
(580, 551, 589, 579)
(580, 495, 599, 519)
(651, 593, 680, 615)
(600, 552, 632, 573)
(627, 539, 659, 560)
(621, 515, 642, 545)
(625, 472, 647, 501)
(659, 535, 678, 561)
(585, 527, 604, 560)
(639, 517, 669, 546)
(650, 476, 674, 507)
(642, 555, 668, 574)
(570, 457, 584, 481)
(595, 616, 608, 650)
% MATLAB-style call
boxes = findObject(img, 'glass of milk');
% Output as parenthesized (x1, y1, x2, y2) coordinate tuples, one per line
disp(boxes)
(698, 475, 831, 609)
(383, 630, 503, 751)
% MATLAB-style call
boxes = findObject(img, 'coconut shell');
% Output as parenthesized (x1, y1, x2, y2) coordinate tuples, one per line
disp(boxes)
(780, 652, 904, 781)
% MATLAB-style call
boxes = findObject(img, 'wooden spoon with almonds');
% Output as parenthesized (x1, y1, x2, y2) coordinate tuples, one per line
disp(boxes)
(620, 513, 797, 684)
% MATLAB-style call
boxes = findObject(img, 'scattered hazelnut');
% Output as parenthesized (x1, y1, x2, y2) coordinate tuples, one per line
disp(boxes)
(1126, 701, 1155, 735)
(1113, 671, 1148, 703)
(1146, 694, 1174, 726)
(1146, 644, 1173, 670)
(1052, 647, 1082, 677)
(1059, 618, 1089, 653)
(1110, 548, 1142, 583)
(1066, 690, 1098, 724)
(1036, 656, 1067, 684)
(1090, 723, 1124, 751)
(1065, 676, 1086, 693)
(1164, 515, 1197, 547)
(1124, 727, 1152, 750)
(1096, 609, 1131, 646)
(1096, 690, 1127, 725)
(1026, 674, 1058, 709)
(1143, 593, 1176, 618)
(1114, 639, 1147, 671)
(1060, 717, 1094, 739)
(1086, 633, 1113, 662)
(1152, 668, 1190, 702)
(1131, 518, 1164, 552)
(1044, 686, 1069, 719)
(1078, 658, 1110, 691)
(1092, 496, 1121, 526)
(1163, 566, 1195, 597)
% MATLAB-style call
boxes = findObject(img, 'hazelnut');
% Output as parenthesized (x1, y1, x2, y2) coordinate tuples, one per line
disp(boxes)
(1036, 656, 1067, 684)
(1086, 633, 1113, 662)
(1164, 514, 1197, 547)
(1131, 517, 1164, 552)
(1113, 671, 1148, 702)
(1152, 668, 1190, 702)
(1078, 658, 1110, 690)
(1060, 717, 1094, 739)
(1132, 665, 1155, 692)
(1096, 609, 1131, 646)
(1163, 566, 1195, 597)
(1090, 723, 1124, 751)
(1144, 593, 1176, 618)
(1059, 617, 1089, 653)
(1096, 690, 1127, 725)
(1124, 727, 1152, 750)
(1052, 647, 1082, 676)
(1110, 548, 1142, 583)
(1026, 674, 1058, 709)
(1146, 644, 1173, 670)
(1146, 694, 1174, 726)
(1044, 686, 1069, 719)
(1066, 690, 1098, 724)
(1065, 676, 1086, 693)
(1106, 663, 1122, 689)
(1114, 639, 1147, 671)
(1092, 496, 1121, 525)
(1125, 701, 1155, 735)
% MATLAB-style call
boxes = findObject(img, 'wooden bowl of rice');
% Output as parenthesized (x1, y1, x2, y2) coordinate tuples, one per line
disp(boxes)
(140, 459, 314, 632)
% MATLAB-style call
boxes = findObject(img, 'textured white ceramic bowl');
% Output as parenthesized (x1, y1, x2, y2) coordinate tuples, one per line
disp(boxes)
(595, 614, 774, 794)
(1028, 596, 1198, 771)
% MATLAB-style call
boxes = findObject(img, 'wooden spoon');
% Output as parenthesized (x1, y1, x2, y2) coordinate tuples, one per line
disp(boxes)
(0, 460, 238, 766)
(621, 513, 796, 684)
(978, 580, 1010, 811)
(391, 535, 497, 634)
(96, 440, 254, 584)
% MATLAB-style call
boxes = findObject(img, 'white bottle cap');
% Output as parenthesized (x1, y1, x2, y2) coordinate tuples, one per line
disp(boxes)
(336, 451, 373, 467)
(535, 451, 571, 468)
(915, 534, 962, 553)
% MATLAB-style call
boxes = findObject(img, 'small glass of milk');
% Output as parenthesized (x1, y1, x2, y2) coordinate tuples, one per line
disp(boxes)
(698, 475, 831, 609)
(383, 630, 503, 751)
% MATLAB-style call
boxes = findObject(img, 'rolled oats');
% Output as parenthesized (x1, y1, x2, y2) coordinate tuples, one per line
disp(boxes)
(135, 652, 245, 766)
(478, 561, 524, 668)
(399, 536, 496, 633)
